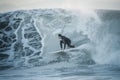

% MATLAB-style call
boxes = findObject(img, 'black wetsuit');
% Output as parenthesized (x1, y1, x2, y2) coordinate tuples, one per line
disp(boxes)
(60, 36, 74, 49)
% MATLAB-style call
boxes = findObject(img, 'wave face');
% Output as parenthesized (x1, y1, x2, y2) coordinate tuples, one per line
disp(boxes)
(0, 10, 42, 68)
(0, 9, 120, 69)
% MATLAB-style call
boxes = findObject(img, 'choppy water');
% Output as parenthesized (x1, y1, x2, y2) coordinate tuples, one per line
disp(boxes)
(0, 9, 120, 80)
(0, 63, 120, 80)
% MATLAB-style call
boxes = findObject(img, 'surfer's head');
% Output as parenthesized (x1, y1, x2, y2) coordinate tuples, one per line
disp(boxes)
(58, 34, 62, 39)
(58, 34, 62, 37)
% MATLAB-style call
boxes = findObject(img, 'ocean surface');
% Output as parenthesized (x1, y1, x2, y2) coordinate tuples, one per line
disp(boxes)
(0, 9, 120, 80)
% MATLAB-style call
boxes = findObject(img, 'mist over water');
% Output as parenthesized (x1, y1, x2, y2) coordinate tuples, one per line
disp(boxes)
(36, 9, 120, 66)
(86, 10, 120, 65)
(63, 10, 120, 66)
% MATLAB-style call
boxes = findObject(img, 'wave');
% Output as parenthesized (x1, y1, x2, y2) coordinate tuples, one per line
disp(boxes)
(0, 9, 120, 69)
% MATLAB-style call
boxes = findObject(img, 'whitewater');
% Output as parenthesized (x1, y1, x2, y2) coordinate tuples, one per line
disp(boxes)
(0, 9, 120, 80)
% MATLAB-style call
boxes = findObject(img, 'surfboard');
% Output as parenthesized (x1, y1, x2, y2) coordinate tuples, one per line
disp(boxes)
(49, 47, 80, 54)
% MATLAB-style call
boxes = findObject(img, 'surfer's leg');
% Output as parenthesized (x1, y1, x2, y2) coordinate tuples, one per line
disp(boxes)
(67, 41, 75, 48)
(67, 41, 71, 48)
(64, 43, 67, 49)
(60, 40, 63, 49)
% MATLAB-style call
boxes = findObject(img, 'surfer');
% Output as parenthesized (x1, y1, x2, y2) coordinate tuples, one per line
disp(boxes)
(58, 34, 75, 50)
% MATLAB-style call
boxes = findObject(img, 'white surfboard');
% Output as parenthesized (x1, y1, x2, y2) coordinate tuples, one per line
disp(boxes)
(49, 47, 80, 54)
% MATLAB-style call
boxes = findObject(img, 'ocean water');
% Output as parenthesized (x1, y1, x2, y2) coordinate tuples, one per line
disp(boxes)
(0, 9, 120, 80)
(0, 63, 120, 80)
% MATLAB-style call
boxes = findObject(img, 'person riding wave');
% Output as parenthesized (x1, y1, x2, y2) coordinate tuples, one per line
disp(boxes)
(58, 34, 75, 50)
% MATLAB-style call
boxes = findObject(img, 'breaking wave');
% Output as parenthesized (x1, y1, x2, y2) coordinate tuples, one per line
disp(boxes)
(0, 9, 120, 69)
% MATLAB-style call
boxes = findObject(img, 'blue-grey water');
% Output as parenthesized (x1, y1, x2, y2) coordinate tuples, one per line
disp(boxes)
(0, 64, 120, 80)
(0, 9, 120, 80)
